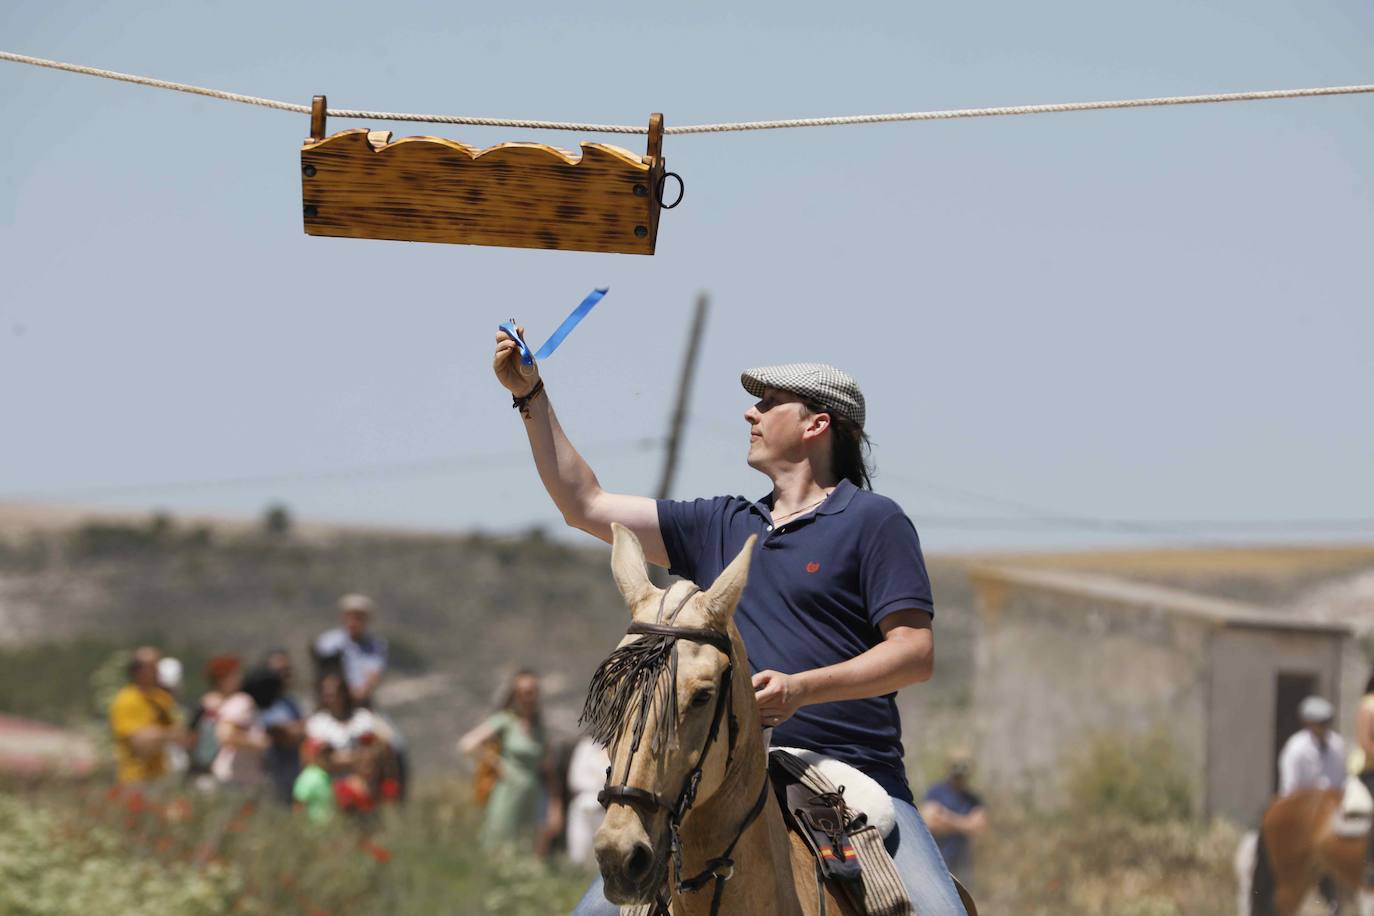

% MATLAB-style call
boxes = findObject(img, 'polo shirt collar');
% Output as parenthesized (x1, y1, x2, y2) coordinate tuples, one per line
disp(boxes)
(816, 479, 858, 516)
(752, 478, 858, 521)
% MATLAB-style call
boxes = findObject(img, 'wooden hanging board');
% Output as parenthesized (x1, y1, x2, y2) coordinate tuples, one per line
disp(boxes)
(301, 97, 668, 255)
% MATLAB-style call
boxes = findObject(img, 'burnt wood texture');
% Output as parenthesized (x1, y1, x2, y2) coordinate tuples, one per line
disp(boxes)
(301, 115, 667, 255)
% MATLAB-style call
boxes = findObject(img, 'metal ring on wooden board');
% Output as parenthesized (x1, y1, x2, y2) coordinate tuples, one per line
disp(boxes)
(656, 172, 685, 209)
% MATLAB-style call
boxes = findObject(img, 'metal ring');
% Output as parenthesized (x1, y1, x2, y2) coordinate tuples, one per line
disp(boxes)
(655, 171, 685, 209)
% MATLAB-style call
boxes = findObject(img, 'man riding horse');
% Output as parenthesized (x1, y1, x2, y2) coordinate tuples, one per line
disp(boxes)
(493, 332, 965, 914)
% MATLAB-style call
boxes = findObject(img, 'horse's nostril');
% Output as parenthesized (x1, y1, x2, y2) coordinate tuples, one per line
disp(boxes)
(626, 842, 654, 880)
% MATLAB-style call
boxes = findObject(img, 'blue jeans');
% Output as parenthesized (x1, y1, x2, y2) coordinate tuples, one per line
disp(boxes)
(571, 797, 965, 914)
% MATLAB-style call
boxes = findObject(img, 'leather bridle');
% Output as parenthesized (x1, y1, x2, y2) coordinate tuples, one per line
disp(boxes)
(595, 586, 771, 916)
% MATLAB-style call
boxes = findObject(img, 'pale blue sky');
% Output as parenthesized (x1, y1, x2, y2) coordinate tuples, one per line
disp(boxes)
(2, 0, 1372, 552)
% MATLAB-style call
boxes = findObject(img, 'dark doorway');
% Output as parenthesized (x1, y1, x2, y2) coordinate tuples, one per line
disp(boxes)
(1273, 671, 1319, 792)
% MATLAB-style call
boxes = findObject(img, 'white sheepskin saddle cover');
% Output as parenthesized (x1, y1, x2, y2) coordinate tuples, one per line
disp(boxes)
(1333, 775, 1374, 838)
(772, 746, 897, 839)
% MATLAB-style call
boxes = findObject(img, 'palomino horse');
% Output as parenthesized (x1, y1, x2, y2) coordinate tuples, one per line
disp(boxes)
(1250, 788, 1367, 916)
(584, 524, 974, 916)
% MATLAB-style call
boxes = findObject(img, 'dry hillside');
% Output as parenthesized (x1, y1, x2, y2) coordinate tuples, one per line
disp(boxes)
(2, 502, 1369, 776)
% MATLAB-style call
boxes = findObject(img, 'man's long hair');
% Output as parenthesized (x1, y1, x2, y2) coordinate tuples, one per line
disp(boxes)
(802, 399, 873, 490)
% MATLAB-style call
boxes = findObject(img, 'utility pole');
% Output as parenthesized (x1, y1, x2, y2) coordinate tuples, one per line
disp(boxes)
(656, 292, 710, 501)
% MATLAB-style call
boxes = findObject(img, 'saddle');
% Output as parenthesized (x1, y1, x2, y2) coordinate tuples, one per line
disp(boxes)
(770, 748, 911, 916)
(770, 748, 978, 916)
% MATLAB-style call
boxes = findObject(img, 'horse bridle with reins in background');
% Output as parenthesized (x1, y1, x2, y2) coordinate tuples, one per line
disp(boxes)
(595, 585, 771, 916)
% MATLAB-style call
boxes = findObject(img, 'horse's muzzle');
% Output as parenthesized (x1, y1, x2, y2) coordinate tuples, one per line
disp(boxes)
(594, 812, 668, 904)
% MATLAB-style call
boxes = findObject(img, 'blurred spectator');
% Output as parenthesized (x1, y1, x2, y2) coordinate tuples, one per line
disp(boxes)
(313, 594, 388, 708)
(157, 656, 183, 693)
(109, 646, 181, 786)
(565, 735, 611, 866)
(922, 749, 988, 889)
(305, 672, 399, 813)
(157, 656, 191, 776)
(259, 650, 306, 805)
(292, 737, 336, 826)
(189, 655, 243, 783)
(459, 670, 553, 852)
(1278, 695, 1346, 796)
(305, 672, 394, 754)
(211, 667, 270, 790)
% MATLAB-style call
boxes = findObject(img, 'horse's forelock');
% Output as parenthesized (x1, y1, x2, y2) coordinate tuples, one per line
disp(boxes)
(579, 633, 680, 752)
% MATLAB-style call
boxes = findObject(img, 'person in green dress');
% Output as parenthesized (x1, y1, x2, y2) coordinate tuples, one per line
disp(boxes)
(460, 669, 555, 852)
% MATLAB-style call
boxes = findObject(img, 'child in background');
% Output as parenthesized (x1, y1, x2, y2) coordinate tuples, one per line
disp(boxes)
(293, 738, 335, 825)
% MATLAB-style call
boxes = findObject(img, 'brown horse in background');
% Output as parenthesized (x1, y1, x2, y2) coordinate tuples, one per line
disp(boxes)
(1250, 788, 1366, 915)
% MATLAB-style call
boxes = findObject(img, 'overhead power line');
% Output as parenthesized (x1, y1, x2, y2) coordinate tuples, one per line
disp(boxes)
(692, 425, 1370, 538)
(5, 437, 661, 499)
(879, 471, 1374, 536)
(3, 50, 1372, 135)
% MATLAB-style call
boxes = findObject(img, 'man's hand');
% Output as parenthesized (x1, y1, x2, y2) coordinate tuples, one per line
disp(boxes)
(493, 326, 541, 397)
(753, 670, 808, 726)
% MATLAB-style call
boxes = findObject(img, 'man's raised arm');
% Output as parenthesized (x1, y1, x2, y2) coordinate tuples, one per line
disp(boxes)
(492, 328, 669, 567)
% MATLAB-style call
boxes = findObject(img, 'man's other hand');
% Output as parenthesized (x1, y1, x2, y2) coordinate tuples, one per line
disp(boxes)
(753, 669, 807, 726)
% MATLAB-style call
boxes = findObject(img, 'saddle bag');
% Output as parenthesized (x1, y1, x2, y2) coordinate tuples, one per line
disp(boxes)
(783, 778, 864, 882)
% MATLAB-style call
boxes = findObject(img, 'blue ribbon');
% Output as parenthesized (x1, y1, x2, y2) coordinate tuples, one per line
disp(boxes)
(499, 287, 608, 366)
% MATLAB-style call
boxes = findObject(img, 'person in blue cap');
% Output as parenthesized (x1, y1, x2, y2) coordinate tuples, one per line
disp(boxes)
(494, 330, 965, 914)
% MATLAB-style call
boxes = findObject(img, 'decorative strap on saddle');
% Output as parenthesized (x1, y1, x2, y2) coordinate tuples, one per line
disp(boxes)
(769, 749, 913, 916)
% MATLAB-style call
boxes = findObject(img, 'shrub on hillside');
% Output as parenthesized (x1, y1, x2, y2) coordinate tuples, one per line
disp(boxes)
(977, 811, 1239, 915)
(1064, 728, 1194, 823)
(261, 503, 293, 537)
(67, 513, 213, 559)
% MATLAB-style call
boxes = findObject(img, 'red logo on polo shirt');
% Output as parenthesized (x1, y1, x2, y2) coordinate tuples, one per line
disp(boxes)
(806, 562, 821, 574)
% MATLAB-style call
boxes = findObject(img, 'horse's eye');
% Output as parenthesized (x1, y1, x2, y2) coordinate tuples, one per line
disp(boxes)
(691, 688, 714, 708)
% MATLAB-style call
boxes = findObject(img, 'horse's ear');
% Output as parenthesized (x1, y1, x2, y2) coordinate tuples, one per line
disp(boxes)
(610, 523, 656, 612)
(703, 534, 757, 626)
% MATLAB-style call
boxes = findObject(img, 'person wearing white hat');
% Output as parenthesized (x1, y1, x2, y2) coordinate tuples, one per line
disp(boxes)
(1278, 695, 1347, 797)
(156, 657, 191, 775)
(313, 593, 388, 708)
(494, 336, 964, 914)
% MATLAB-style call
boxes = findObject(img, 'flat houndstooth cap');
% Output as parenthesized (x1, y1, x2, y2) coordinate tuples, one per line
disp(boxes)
(741, 363, 866, 431)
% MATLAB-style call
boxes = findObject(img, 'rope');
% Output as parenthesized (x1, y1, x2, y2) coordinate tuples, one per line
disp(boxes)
(667, 85, 1374, 134)
(4, 49, 1373, 136)
(0, 50, 311, 115)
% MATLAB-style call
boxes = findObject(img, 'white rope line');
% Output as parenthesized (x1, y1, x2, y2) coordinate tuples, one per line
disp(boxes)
(668, 84, 1374, 134)
(5, 49, 1373, 136)
(0, 50, 312, 115)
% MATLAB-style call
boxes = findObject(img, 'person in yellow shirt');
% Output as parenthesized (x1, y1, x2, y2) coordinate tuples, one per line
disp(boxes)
(109, 646, 181, 785)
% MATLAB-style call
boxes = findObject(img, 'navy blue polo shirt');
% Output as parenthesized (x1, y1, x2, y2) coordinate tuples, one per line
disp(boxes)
(657, 479, 934, 802)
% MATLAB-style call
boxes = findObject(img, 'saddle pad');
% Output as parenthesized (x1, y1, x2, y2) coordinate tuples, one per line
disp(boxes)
(1333, 776, 1374, 838)
(772, 746, 897, 839)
